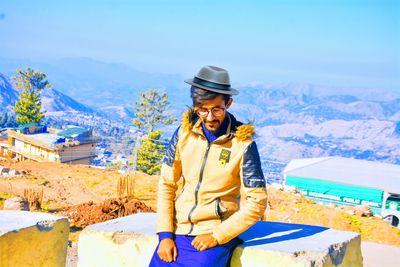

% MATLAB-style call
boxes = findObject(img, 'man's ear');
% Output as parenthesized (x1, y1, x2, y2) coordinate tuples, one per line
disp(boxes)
(226, 98, 233, 109)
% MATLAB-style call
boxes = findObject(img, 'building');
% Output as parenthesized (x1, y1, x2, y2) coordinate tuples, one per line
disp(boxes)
(4, 123, 98, 165)
(283, 157, 400, 227)
(0, 129, 10, 159)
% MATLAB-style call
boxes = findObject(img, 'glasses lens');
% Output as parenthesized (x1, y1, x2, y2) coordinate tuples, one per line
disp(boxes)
(196, 107, 225, 117)
(212, 108, 224, 117)
(196, 108, 209, 117)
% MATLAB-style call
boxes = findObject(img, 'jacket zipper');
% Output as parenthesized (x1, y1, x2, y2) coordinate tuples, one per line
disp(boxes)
(186, 142, 211, 235)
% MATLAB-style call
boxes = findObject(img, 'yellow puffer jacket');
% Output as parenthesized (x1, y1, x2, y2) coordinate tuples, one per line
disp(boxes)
(156, 109, 267, 245)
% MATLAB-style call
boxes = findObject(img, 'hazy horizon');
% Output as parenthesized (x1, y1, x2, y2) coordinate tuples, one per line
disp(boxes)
(1, 0, 399, 93)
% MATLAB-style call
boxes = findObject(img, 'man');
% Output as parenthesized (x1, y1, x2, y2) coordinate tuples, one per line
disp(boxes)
(149, 66, 267, 267)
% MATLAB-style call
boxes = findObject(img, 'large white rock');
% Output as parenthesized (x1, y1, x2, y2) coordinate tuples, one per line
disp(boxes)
(0, 210, 69, 267)
(78, 213, 363, 267)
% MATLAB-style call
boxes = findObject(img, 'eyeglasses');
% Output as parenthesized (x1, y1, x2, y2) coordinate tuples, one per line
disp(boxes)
(195, 107, 226, 118)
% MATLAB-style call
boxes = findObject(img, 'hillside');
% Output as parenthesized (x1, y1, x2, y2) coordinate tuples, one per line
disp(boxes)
(0, 161, 399, 246)
(2, 62, 400, 179)
(0, 72, 96, 115)
(0, 73, 18, 112)
(0, 161, 157, 209)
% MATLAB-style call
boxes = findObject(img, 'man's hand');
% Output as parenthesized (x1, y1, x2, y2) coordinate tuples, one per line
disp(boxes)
(191, 234, 219, 251)
(157, 238, 178, 262)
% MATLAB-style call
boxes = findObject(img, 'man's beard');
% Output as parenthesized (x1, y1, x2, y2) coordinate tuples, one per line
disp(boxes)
(205, 120, 221, 133)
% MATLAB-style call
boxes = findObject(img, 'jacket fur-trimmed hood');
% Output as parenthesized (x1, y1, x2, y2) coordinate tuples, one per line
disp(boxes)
(181, 109, 255, 142)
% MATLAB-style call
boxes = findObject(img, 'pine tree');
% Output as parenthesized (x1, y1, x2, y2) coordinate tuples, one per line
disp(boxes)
(136, 130, 165, 175)
(132, 89, 176, 175)
(132, 89, 176, 133)
(12, 68, 50, 124)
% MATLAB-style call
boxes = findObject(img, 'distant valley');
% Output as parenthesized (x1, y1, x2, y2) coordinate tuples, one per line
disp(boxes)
(1, 57, 400, 183)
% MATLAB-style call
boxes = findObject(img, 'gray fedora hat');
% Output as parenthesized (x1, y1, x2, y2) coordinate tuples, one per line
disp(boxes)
(185, 65, 239, 95)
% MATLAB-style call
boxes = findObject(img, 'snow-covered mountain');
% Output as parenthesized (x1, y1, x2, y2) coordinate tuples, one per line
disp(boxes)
(2, 58, 400, 183)
(0, 73, 18, 112)
(0, 57, 183, 109)
(256, 119, 400, 163)
(98, 105, 135, 123)
(0, 72, 95, 115)
(41, 88, 95, 114)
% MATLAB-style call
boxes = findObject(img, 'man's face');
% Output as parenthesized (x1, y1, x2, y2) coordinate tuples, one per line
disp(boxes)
(195, 95, 233, 132)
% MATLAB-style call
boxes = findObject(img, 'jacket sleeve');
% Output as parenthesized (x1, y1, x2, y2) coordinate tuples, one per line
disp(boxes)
(212, 141, 267, 244)
(156, 127, 182, 234)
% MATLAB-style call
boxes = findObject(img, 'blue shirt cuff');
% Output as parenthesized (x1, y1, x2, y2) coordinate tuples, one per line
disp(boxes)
(158, 232, 175, 241)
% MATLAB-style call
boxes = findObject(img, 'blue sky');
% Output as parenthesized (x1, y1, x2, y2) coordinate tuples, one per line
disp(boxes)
(0, 0, 399, 91)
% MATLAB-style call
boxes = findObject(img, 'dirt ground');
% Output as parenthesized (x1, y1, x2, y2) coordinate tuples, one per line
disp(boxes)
(265, 186, 400, 245)
(0, 161, 158, 210)
(57, 197, 154, 228)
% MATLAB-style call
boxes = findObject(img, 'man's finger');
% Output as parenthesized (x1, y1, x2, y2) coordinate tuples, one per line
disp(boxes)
(157, 249, 164, 260)
(159, 251, 166, 262)
(173, 245, 178, 261)
(166, 249, 173, 262)
(199, 244, 206, 251)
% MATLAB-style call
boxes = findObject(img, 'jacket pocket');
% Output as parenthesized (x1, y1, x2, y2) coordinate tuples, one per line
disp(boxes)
(216, 199, 238, 220)
(215, 198, 224, 219)
(191, 199, 221, 223)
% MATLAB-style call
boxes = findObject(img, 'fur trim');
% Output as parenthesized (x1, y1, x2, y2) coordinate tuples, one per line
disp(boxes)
(181, 109, 195, 132)
(234, 124, 255, 141)
(181, 109, 255, 141)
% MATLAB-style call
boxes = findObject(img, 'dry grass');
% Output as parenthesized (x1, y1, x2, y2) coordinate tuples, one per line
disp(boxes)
(265, 186, 400, 246)
(117, 173, 135, 198)
(23, 188, 44, 210)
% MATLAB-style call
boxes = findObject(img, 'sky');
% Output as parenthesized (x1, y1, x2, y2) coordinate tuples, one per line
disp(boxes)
(0, 0, 399, 91)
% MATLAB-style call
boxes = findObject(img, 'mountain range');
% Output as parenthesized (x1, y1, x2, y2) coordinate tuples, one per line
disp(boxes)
(1, 57, 400, 182)
(0, 72, 95, 115)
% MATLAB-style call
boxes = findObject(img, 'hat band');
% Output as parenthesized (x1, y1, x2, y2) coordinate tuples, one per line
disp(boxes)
(193, 77, 231, 91)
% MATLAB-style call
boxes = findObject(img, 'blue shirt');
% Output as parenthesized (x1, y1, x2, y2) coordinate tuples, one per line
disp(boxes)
(201, 115, 230, 143)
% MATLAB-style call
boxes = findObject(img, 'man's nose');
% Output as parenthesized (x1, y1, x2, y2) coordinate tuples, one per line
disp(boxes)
(206, 111, 215, 121)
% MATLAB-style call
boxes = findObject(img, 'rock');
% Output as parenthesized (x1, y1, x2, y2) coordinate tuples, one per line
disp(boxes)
(0, 167, 10, 174)
(346, 209, 356, 215)
(0, 210, 69, 267)
(3, 197, 30, 211)
(8, 169, 20, 176)
(78, 213, 363, 267)
(354, 205, 372, 217)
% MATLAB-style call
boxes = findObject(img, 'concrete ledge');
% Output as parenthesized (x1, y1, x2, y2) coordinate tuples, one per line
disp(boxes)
(78, 213, 363, 267)
(0, 210, 69, 267)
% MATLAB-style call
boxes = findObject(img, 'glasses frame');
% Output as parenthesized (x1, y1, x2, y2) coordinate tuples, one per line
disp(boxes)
(195, 107, 226, 118)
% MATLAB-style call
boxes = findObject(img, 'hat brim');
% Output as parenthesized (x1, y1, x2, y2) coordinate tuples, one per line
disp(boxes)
(185, 79, 239, 95)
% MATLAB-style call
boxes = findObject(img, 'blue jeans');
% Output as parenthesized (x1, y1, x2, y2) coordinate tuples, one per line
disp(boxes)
(149, 235, 242, 267)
